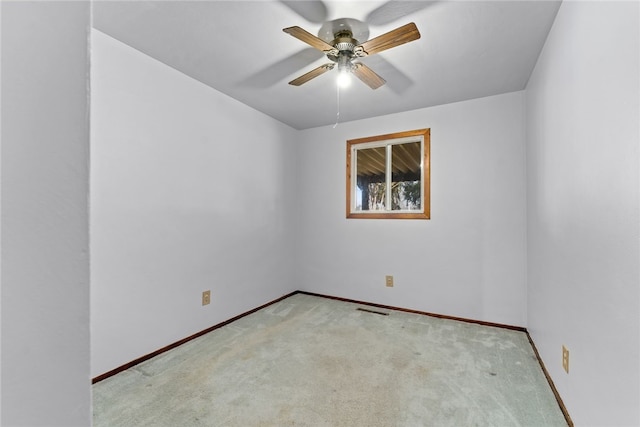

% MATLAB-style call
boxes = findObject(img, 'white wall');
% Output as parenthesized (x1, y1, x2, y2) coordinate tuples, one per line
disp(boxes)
(526, 1, 639, 425)
(1, 2, 91, 426)
(296, 92, 527, 327)
(90, 30, 298, 377)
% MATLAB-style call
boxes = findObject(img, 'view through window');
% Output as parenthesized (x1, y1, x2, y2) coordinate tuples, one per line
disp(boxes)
(347, 129, 430, 219)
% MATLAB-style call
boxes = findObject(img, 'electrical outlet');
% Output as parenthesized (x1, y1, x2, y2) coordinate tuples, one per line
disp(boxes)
(202, 290, 211, 306)
(562, 345, 569, 373)
(385, 275, 394, 287)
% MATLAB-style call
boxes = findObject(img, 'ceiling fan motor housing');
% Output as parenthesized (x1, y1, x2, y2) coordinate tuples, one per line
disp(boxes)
(327, 29, 358, 68)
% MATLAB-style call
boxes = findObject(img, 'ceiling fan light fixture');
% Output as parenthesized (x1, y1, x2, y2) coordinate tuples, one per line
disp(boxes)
(336, 53, 353, 88)
(337, 69, 352, 88)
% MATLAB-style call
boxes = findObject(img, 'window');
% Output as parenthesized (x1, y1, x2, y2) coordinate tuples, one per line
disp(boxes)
(346, 128, 430, 219)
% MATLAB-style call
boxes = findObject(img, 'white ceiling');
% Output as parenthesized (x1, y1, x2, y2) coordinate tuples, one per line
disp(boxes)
(93, 0, 561, 130)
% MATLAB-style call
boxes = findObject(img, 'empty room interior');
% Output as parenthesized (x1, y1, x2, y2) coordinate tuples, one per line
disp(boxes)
(1, 0, 639, 426)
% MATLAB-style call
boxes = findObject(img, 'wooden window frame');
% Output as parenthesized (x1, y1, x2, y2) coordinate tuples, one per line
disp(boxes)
(346, 128, 430, 219)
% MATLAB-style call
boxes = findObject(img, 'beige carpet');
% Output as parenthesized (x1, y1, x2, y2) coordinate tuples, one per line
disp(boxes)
(93, 293, 568, 426)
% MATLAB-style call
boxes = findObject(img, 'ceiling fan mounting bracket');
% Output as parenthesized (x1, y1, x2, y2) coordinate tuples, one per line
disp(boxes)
(353, 46, 368, 58)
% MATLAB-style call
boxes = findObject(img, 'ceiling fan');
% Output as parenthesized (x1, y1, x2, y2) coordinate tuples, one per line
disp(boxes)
(283, 22, 420, 90)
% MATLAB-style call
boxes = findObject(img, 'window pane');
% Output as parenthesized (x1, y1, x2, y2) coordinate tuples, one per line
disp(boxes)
(391, 141, 421, 211)
(356, 146, 386, 211)
(346, 128, 430, 219)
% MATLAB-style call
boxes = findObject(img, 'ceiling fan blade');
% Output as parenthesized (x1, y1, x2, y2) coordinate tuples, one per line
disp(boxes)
(355, 22, 420, 57)
(242, 48, 324, 89)
(362, 55, 414, 94)
(366, 1, 437, 26)
(280, 1, 328, 24)
(289, 63, 335, 86)
(352, 63, 386, 90)
(283, 26, 336, 53)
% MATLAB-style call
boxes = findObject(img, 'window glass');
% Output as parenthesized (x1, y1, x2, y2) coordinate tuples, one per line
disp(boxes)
(391, 141, 421, 211)
(356, 146, 386, 211)
(347, 129, 430, 220)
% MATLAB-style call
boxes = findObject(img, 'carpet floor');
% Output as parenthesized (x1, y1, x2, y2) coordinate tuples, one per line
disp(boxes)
(93, 293, 568, 426)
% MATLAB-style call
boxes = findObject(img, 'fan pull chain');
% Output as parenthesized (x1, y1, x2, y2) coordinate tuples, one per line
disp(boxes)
(333, 83, 340, 128)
